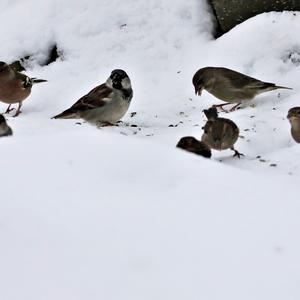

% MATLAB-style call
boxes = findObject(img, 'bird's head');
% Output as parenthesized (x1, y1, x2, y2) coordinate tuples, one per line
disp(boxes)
(177, 136, 212, 158)
(0, 114, 7, 124)
(176, 136, 198, 151)
(0, 61, 10, 76)
(203, 107, 218, 121)
(108, 69, 131, 90)
(287, 107, 300, 123)
(192, 68, 207, 96)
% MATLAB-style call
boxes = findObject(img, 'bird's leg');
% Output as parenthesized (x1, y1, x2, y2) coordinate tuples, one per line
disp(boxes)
(13, 102, 22, 117)
(212, 102, 232, 112)
(229, 102, 242, 112)
(4, 104, 13, 114)
(231, 147, 244, 159)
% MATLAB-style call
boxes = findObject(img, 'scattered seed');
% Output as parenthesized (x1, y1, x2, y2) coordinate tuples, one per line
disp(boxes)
(130, 112, 137, 118)
(270, 163, 277, 167)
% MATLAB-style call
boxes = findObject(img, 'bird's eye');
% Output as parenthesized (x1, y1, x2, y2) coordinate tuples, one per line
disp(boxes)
(297, 111, 300, 116)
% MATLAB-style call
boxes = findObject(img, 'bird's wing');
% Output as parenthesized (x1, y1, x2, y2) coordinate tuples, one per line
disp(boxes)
(70, 84, 113, 112)
(219, 68, 269, 90)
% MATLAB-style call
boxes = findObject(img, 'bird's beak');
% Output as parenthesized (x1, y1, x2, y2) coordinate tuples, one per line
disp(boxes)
(195, 87, 203, 96)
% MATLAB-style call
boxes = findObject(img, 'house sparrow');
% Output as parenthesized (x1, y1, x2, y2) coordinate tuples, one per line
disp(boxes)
(193, 67, 292, 111)
(176, 136, 212, 158)
(0, 61, 47, 117)
(0, 114, 13, 137)
(287, 107, 300, 143)
(201, 107, 243, 157)
(52, 69, 133, 126)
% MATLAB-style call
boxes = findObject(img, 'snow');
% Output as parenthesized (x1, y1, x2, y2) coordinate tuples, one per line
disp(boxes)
(0, 1, 299, 299)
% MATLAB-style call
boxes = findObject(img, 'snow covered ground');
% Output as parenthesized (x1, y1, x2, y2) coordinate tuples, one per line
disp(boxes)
(0, 1, 300, 299)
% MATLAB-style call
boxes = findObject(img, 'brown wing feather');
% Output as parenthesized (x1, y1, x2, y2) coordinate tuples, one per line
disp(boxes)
(218, 68, 266, 90)
(52, 83, 113, 119)
(70, 83, 113, 111)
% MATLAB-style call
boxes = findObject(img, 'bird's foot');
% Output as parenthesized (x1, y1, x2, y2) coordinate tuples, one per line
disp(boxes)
(232, 148, 244, 159)
(212, 103, 232, 113)
(12, 110, 22, 117)
(97, 121, 115, 127)
(229, 103, 241, 112)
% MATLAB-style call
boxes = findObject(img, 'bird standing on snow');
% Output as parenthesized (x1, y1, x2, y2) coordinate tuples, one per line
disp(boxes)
(192, 67, 292, 112)
(0, 114, 12, 137)
(287, 107, 300, 143)
(176, 136, 212, 158)
(52, 69, 133, 126)
(0, 61, 47, 117)
(201, 107, 243, 158)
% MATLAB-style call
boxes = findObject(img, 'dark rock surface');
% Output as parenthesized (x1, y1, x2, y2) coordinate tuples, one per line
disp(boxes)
(210, 0, 300, 36)
(9, 44, 61, 72)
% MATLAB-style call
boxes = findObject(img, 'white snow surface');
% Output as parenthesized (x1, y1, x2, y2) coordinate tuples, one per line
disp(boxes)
(0, 1, 300, 299)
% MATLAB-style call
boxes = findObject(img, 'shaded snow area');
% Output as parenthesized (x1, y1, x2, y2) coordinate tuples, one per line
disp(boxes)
(0, 0, 300, 299)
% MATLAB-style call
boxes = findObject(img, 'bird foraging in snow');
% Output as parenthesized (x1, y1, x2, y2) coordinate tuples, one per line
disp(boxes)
(192, 67, 292, 112)
(176, 136, 212, 158)
(201, 107, 243, 158)
(0, 114, 12, 137)
(52, 69, 133, 126)
(287, 107, 300, 143)
(0, 61, 47, 117)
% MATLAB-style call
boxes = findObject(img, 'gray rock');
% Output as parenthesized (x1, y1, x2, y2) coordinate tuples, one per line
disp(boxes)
(210, 0, 300, 35)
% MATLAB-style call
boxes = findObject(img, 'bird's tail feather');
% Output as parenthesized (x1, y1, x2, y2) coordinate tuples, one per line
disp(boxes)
(52, 109, 77, 119)
(274, 85, 293, 90)
(31, 78, 47, 84)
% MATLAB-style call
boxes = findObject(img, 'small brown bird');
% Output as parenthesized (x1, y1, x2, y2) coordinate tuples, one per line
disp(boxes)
(52, 69, 133, 126)
(193, 67, 292, 111)
(287, 107, 300, 143)
(0, 114, 13, 137)
(201, 107, 243, 158)
(0, 61, 47, 117)
(176, 136, 212, 158)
